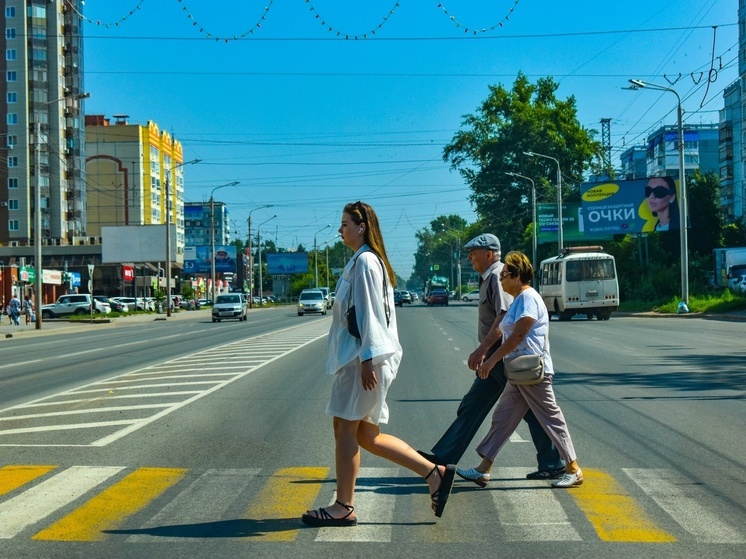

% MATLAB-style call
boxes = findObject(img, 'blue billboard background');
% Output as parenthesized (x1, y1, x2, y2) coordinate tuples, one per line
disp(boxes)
(183, 245, 237, 274)
(266, 252, 309, 275)
(580, 178, 681, 235)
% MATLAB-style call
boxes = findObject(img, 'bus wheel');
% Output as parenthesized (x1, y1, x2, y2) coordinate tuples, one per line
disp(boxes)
(586, 312, 594, 320)
(599, 310, 612, 320)
(558, 311, 573, 321)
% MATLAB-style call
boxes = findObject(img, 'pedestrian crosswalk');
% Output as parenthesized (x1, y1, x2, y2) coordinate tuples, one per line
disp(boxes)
(0, 463, 744, 545)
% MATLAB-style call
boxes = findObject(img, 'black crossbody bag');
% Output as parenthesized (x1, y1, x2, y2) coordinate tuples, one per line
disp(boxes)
(346, 252, 390, 339)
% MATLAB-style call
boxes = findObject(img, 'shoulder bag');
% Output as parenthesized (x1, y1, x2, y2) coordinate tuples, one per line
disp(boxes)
(504, 334, 548, 385)
(346, 252, 390, 339)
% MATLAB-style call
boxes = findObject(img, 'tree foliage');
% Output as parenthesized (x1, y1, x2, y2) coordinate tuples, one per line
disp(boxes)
(443, 73, 603, 255)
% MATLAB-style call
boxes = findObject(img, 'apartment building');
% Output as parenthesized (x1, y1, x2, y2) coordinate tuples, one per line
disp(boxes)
(1, 0, 87, 247)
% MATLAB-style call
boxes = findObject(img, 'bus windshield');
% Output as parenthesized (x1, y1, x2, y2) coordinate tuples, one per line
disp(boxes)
(565, 259, 616, 282)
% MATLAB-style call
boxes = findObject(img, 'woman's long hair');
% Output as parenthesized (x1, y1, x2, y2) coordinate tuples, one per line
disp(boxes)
(344, 201, 396, 285)
(653, 176, 681, 229)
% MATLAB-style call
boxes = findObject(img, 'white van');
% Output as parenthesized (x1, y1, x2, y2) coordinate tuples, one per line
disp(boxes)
(539, 246, 619, 321)
(317, 286, 332, 308)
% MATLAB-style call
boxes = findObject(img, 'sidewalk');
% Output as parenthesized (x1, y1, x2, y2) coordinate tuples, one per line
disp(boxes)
(0, 307, 209, 339)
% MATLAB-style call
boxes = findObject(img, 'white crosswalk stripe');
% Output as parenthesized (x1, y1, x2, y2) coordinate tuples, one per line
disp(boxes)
(623, 468, 746, 544)
(0, 464, 744, 546)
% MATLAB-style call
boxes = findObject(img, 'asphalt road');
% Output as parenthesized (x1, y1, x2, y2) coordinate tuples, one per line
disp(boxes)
(0, 304, 744, 558)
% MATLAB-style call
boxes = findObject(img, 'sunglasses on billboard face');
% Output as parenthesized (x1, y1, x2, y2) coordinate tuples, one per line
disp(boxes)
(645, 186, 674, 199)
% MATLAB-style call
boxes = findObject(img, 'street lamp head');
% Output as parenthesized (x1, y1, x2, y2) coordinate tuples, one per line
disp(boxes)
(629, 79, 646, 88)
(523, 151, 535, 157)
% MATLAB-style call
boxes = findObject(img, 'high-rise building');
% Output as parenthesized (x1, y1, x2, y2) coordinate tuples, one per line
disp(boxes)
(719, 81, 743, 222)
(85, 115, 186, 254)
(184, 201, 230, 248)
(645, 123, 720, 179)
(1, 1, 87, 247)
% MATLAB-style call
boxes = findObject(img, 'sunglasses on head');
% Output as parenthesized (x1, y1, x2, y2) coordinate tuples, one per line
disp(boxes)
(645, 186, 674, 199)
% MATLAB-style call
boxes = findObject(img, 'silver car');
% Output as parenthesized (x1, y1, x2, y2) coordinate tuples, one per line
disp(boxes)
(211, 293, 247, 322)
(297, 289, 327, 316)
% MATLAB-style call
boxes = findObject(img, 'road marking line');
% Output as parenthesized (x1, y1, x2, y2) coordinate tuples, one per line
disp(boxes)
(0, 420, 136, 436)
(0, 404, 171, 421)
(0, 465, 56, 498)
(126, 468, 261, 542)
(11, 392, 203, 409)
(316, 467, 397, 542)
(568, 468, 676, 542)
(491, 467, 581, 541)
(623, 468, 746, 543)
(244, 466, 329, 542)
(0, 466, 124, 539)
(33, 467, 187, 541)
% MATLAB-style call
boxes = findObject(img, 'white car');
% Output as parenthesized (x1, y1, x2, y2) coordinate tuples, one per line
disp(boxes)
(297, 289, 327, 316)
(461, 289, 480, 302)
(212, 293, 247, 322)
(730, 274, 746, 294)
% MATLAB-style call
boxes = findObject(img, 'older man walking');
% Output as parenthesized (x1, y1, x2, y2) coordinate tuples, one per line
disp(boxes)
(418, 233, 565, 484)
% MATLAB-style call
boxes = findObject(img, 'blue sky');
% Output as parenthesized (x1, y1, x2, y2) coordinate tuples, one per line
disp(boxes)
(82, 0, 738, 277)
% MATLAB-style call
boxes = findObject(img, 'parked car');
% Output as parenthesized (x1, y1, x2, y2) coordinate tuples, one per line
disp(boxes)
(427, 289, 449, 306)
(297, 289, 327, 316)
(400, 291, 413, 304)
(92, 296, 113, 314)
(198, 298, 212, 307)
(211, 293, 247, 322)
(111, 297, 151, 311)
(101, 297, 129, 312)
(731, 273, 746, 294)
(41, 294, 111, 319)
(461, 289, 480, 302)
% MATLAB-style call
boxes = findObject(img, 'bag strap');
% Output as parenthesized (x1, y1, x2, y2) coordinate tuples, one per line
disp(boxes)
(348, 251, 390, 327)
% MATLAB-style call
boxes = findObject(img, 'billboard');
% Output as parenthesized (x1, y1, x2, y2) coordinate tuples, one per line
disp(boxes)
(102, 225, 177, 263)
(183, 245, 238, 274)
(537, 202, 612, 244)
(580, 177, 681, 235)
(266, 252, 309, 275)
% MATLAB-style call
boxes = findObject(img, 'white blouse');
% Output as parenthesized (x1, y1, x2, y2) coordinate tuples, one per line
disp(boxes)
(326, 245, 402, 376)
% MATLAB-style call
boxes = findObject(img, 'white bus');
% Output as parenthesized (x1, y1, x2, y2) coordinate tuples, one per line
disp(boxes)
(538, 246, 619, 321)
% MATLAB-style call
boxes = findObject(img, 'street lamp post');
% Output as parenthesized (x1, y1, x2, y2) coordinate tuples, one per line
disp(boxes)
(247, 204, 273, 309)
(209, 181, 240, 304)
(628, 79, 689, 305)
(256, 215, 277, 306)
(506, 172, 538, 279)
(33, 92, 90, 330)
(524, 151, 563, 253)
(164, 159, 200, 316)
(314, 225, 331, 288)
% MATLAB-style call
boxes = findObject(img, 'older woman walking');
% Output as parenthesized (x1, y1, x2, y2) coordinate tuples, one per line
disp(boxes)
(457, 251, 583, 489)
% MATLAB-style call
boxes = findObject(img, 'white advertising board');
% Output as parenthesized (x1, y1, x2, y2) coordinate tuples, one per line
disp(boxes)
(102, 225, 178, 263)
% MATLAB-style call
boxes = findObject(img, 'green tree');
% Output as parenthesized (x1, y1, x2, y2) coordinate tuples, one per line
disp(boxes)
(443, 73, 603, 255)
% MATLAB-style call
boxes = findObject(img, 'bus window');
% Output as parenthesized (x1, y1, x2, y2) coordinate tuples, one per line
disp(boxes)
(566, 262, 582, 282)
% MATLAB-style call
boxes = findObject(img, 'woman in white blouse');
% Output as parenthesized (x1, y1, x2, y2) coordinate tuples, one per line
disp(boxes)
(302, 201, 455, 527)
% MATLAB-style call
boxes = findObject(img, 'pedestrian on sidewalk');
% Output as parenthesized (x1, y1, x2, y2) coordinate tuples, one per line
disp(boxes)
(23, 295, 34, 325)
(9, 294, 21, 326)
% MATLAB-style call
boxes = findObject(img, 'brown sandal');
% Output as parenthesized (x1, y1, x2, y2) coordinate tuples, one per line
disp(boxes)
(301, 500, 357, 527)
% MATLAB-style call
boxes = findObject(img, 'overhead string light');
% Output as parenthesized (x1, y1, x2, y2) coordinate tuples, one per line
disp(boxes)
(304, 0, 401, 40)
(176, 0, 275, 42)
(66, 0, 146, 28)
(436, 0, 520, 34)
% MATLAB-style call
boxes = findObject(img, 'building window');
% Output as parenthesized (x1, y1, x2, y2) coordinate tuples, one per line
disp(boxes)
(8, 178, 18, 189)
(8, 220, 19, 231)
(5, 29, 16, 39)
(6, 49, 16, 61)
(6, 135, 17, 147)
(6, 71, 17, 82)
(28, 5, 47, 18)
(31, 48, 47, 61)
(6, 92, 17, 103)
(8, 200, 18, 210)
(7, 113, 17, 125)
(8, 157, 18, 167)
(5, 7, 16, 17)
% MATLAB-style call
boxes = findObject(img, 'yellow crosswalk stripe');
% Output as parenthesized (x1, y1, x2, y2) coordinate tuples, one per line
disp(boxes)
(244, 466, 329, 542)
(568, 468, 676, 542)
(32, 467, 187, 541)
(0, 465, 56, 498)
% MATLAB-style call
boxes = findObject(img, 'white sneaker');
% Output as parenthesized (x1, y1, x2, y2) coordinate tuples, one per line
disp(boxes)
(456, 467, 490, 488)
(551, 470, 583, 488)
